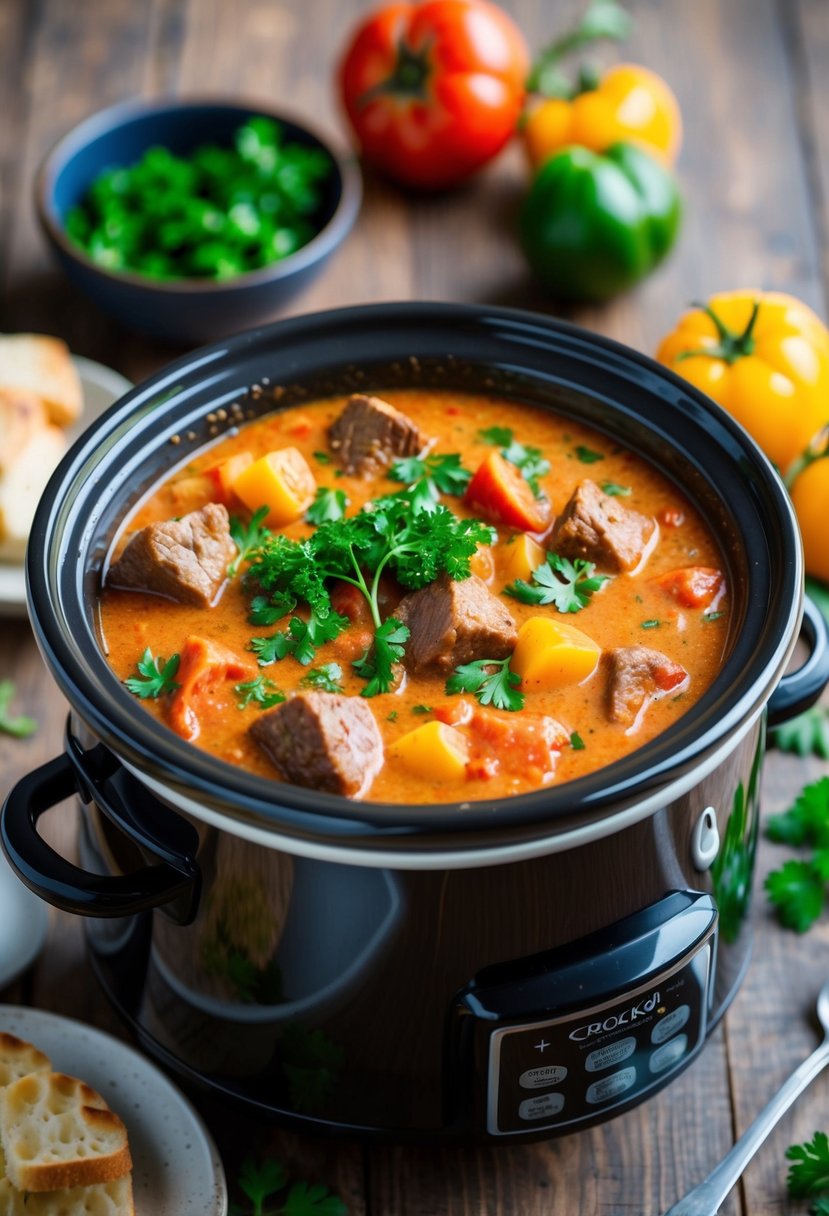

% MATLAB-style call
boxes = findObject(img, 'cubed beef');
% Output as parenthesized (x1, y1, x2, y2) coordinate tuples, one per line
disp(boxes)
(605, 646, 689, 726)
(396, 573, 517, 674)
(327, 393, 422, 476)
(552, 480, 656, 573)
(107, 502, 235, 607)
(249, 692, 383, 798)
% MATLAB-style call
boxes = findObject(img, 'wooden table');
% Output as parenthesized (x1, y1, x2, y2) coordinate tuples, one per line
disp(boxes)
(1, 1, 828, 1212)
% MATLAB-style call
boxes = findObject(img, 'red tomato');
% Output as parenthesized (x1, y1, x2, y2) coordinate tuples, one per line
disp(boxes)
(464, 450, 550, 531)
(339, 0, 530, 190)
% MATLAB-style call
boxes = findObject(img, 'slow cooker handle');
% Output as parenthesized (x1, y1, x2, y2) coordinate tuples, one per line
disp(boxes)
(1, 747, 201, 923)
(767, 594, 829, 729)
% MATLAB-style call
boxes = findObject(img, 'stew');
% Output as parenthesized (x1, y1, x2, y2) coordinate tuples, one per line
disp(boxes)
(99, 388, 730, 804)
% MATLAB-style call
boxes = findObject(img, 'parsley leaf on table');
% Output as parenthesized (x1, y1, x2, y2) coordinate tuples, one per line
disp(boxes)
(124, 649, 181, 699)
(229, 506, 271, 578)
(299, 663, 344, 693)
(765, 859, 826, 933)
(505, 552, 608, 613)
(813, 1198, 829, 1216)
(765, 777, 829, 931)
(766, 777, 829, 847)
(446, 657, 524, 712)
(306, 486, 348, 525)
(234, 675, 285, 710)
(478, 427, 550, 498)
(236, 1156, 287, 1216)
(352, 618, 409, 698)
(772, 705, 829, 760)
(232, 1154, 346, 1216)
(0, 680, 37, 738)
(281, 1181, 347, 1216)
(787, 1132, 829, 1197)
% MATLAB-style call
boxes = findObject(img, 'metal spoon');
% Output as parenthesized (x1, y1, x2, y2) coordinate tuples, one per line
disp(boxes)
(664, 977, 829, 1215)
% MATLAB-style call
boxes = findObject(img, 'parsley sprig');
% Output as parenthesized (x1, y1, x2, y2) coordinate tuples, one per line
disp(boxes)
(232, 1154, 346, 1216)
(234, 675, 285, 710)
(0, 680, 37, 738)
(479, 427, 550, 498)
(773, 706, 829, 759)
(299, 663, 344, 693)
(229, 506, 270, 578)
(249, 610, 349, 668)
(388, 452, 472, 513)
(306, 486, 348, 525)
(446, 657, 524, 712)
(245, 493, 492, 695)
(124, 648, 181, 698)
(505, 552, 608, 613)
(765, 777, 829, 932)
(787, 1132, 829, 1202)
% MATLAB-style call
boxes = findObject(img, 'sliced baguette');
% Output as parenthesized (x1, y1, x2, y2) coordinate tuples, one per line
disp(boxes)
(0, 389, 50, 477)
(0, 421, 66, 561)
(0, 1073, 132, 1193)
(0, 1034, 51, 1089)
(0, 335, 82, 426)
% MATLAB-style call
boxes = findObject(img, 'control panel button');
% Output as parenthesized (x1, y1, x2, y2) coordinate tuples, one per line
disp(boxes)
(652, 1004, 690, 1045)
(519, 1065, 568, 1090)
(585, 1066, 636, 1105)
(518, 1092, 565, 1121)
(584, 1036, 636, 1074)
(649, 1034, 688, 1074)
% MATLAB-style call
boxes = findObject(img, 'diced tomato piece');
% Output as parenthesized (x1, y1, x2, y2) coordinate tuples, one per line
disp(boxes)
(467, 706, 568, 780)
(205, 452, 254, 506)
(656, 567, 725, 609)
(659, 506, 685, 528)
(168, 636, 255, 741)
(651, 654, 689, 693)
(434, 698, 475, 726)
(464, 451, 550, 532)
(466, 756, 500, 781)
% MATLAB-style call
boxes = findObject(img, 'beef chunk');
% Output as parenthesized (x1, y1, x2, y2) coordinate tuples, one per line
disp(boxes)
(552, 480, 656, 573)
(249, 692, 383, 797)
(107, 502, 235, 607)
(327, 393, 422, 476)
(396, 573, 517, 674)
(605, 646, 689, 726)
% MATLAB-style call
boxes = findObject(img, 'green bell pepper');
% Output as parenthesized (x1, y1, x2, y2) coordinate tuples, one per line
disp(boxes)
(520, 141, 682, 302)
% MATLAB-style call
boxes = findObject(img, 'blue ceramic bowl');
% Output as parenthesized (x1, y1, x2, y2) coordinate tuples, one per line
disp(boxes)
(35, 97, 362, 344)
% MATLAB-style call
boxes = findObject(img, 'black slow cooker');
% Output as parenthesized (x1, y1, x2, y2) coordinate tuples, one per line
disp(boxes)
(3, 304, 828, 1143)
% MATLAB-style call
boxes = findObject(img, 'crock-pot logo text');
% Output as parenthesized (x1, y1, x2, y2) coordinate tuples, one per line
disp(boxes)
(569, 992, 661, 1042)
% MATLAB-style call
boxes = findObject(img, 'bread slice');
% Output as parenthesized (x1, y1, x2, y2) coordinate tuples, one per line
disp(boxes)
(0, 1034, 51, 1089)
(0, 1073, 132, 1193)
(0, 421, 66, 561)
(0, 1143, 133, 1216)
(0, 389, 50, 477)
(0, 335, 82, 426)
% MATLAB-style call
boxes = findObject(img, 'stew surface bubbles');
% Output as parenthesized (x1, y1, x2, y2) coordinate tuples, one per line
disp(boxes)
(100, 388, 730, 804)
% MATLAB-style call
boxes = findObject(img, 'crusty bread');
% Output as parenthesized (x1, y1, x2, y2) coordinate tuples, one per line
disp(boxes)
(0, 335, 82, 426)
(0, 421, 66, 561)
(0, 389, 50, 477)
(0, 1073, 132, 1193)
(0, 1034, 51, 1089)
(0, 1144, 133, 1216)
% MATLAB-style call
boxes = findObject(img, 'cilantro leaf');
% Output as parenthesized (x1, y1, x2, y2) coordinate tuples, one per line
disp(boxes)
(446, 657, 524, 712)
(575, 444, 604, 464)
(353, 618, 409, 697)
(570, 731, 585, 750)
(0, 680, 37, 738)
(234, 675, 285, 710)
(289, 610, 349, 666)
(248, 631, 295, 666)
(229, 506, 270, 578)
(772, 705, 829, 759)
(766, 777, 829, 847)
(282, 1181, 347, 1216)
(248, 593, 296, 626)
(600, 481, 631, 497)
(505, 552, 608, 613)
(313, 450, 332, 465)
(306, 486, 348, 525)
(388, 452, 472, 511)
(479, 426, 514, 447)
(765, 859, 825, 932)
(787, 1132, 829, 1196)
(124, 648, 181, 699)
(237, 1155, 287, 1214)
(300, 662, 344, 693)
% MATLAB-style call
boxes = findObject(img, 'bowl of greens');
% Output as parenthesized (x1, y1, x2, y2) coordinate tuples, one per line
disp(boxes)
(35, 97, 362, 343)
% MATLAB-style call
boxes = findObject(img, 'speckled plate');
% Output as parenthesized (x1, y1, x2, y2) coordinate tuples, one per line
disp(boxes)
(0, 1006, 227, 1215)
(0, 853, 48, 987)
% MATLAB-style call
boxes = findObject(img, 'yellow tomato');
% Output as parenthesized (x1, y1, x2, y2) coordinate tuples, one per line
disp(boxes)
(657, 292, 829, 476)
(790, 452, 829, 583)
(524, 64, 682, 169)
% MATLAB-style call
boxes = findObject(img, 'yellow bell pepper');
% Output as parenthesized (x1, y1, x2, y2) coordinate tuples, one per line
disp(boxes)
(389, 720, 469, 782)
(232, 448, 316, 527)
(497, 534, 548, 587)
(657, 292, 829, 476)
(524, 64, 682, 170)
(789, 435, 829, 582)
(511, 616, 601, 690)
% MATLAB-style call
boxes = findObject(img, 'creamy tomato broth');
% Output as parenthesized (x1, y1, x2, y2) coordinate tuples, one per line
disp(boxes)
(100, 388, 729, 803)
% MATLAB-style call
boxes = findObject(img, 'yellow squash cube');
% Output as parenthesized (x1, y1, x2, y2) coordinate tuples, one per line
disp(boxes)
(498, 534, 548, 586)
(511, 616, 601, 690)
(232, 447, 316, 527)
(389, 720, 469, 782)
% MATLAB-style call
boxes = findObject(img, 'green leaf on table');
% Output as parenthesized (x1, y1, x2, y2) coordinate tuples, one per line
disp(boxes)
(0, 680, 37, 738)
(237, 1155, 287, 1215)
(812, 1197, 829, 1215)
(772, 705, 829, 759)
(124, 649, 180, 699)
(766, 777, 829, 847)
(806, 577, 829, 625)
(282, 1181, 347, 1216)
(765, 859, 826, 932)
(787, 1131, 829, 1196)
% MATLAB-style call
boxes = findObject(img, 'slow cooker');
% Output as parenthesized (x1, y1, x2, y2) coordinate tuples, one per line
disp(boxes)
(3, 303, 828, 1143)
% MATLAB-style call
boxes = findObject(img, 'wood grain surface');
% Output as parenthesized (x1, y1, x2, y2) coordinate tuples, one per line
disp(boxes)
(0, 2, 827, 1214)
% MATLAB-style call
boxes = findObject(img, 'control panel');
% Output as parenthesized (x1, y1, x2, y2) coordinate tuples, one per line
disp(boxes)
(453, 892, 717, 1137)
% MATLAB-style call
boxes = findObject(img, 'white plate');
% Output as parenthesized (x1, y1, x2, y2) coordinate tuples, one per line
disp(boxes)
(0, 1005, 227, 1215)
(0, 355, 133, 618)
(0, 853, 48, 986)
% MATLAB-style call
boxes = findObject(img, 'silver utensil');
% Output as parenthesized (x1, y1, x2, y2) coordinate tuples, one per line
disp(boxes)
(664, 977, 829, 1215)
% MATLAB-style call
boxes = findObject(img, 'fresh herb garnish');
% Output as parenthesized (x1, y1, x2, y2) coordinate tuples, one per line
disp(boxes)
(641, 619, 662, 629)
(229, 506, 271, 578)
(446, 657, 524, 712)
(234, 675, 285, 710)
(352, 618, 410, 698)
(772, 705, 829, 759)
(233, 1154, 346, 1216)
(765, 777, 829, 932)
(787, 1132, 829, 1199)
(299, 663, 344, 693)
(388, 452, 472, 512)
(704, 610, 725, 622)
(575, 444, 605, 464)
(411, 704, 432, 714)
(313, 450, 332, 465)
(124, 648, 181, 699)
(248, 593, 296, 627)
(570, 731, 585, 750)
(600, 481, 631, 497)
(478, 427, 550, 498)
(305, 486, 348, 525)
(505, 552, 608, 613)
(0, 681, 37, 738)
(479, 426, 514, 447)
(386, 710, 398, 722)
(249, 610, 349, 668)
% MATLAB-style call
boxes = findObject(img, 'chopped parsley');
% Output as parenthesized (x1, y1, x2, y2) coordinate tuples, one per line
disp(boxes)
(248, 609, 349, 668)
(305, 486, 348, 525)
(228, 506, 270, 578)
(0, 680, 37, 738)
(641, 618, 662, 629)
(234, 675, 285, 710)
(312, 450, 332, 464)
(386, 710, 398, 722)
(411, 704, 432, 714)
(388, 452, 472, 512)
(479, 427, 550, 498)
(446, 657, 524, 712)
(600, 481, 631, 497)
(704, 610, 725, 622)
(124, 648, 181, 699)
(570, 731, 586, 750)
(505, 552, 608, 613)
(299, 662, 344, 693)
(575, 444, 605, 464)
